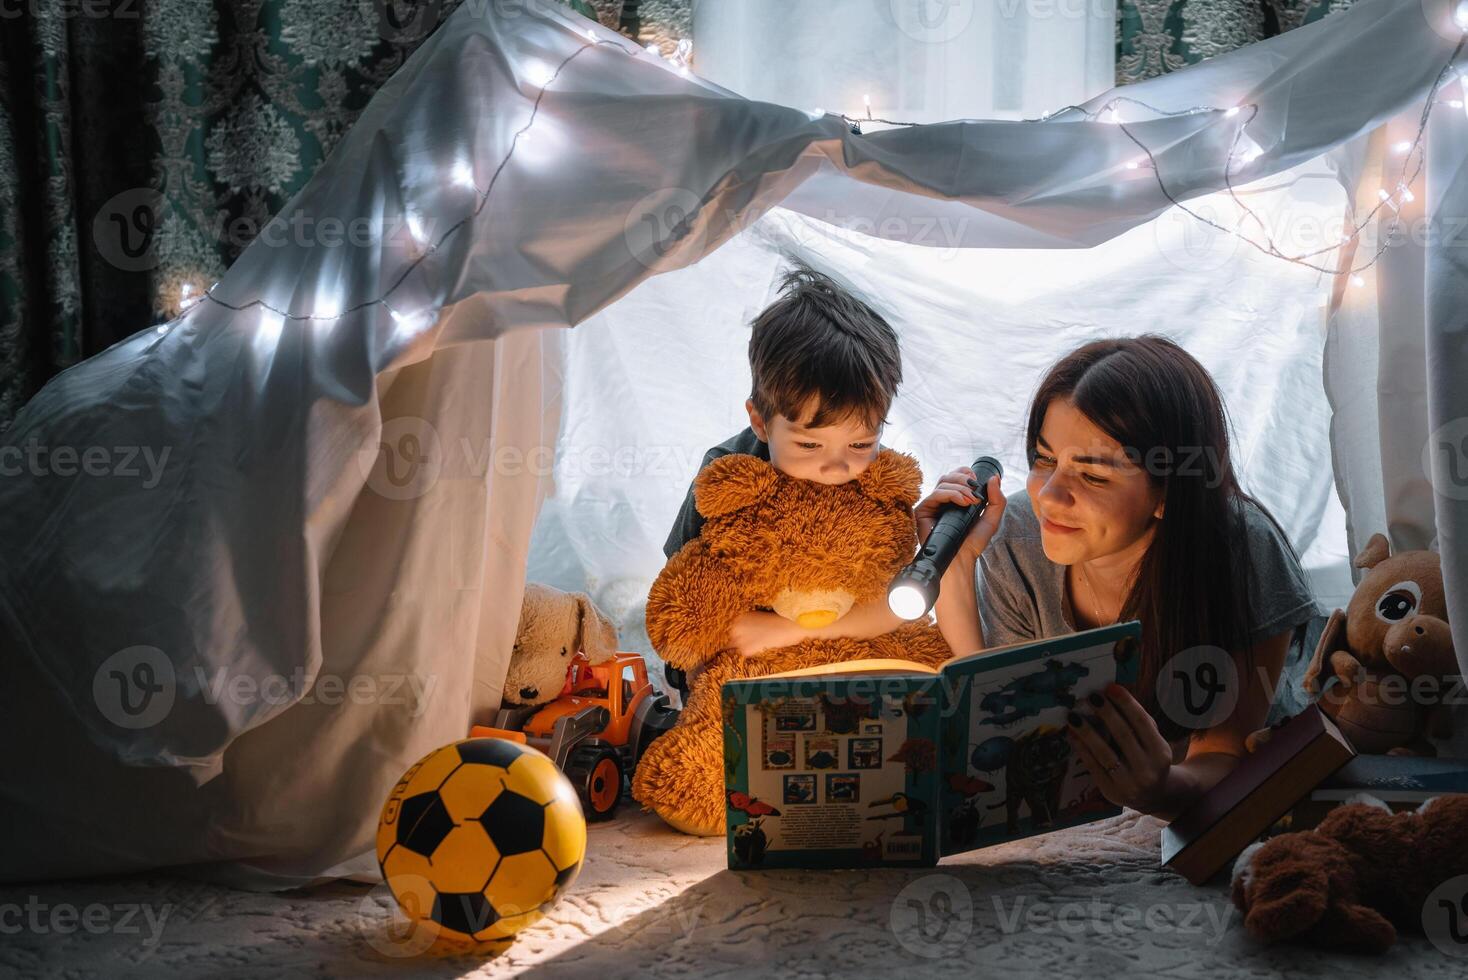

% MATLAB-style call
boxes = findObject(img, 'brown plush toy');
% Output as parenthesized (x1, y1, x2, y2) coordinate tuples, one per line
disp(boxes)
(501, 583, 619, 706)
(1231, 794, 1468, 953)
(1297, 533, 1458, 755)
(631, 449, 954, 836)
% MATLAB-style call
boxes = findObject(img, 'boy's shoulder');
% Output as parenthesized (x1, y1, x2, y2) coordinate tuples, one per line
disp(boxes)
(699, 426, 770, 466)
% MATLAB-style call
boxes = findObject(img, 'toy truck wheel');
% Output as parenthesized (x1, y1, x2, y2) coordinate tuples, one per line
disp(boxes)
(566, 746, 623, 821)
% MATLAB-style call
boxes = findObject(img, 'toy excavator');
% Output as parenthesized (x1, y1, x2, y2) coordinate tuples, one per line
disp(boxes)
(472, 651, 679, 820)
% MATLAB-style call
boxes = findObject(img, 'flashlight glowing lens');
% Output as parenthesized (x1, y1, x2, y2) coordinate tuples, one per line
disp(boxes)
(888, 584, 930, 621)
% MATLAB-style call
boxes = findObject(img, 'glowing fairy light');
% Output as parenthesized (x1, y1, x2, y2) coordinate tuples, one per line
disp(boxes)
(452, 159, 476, 189)
(389, 306, 433, 342)
(525, 60, 555, 88)
(254, 309, 285, 361)
(406, 212, 427, 247)
(1350, 274, 1366, 287)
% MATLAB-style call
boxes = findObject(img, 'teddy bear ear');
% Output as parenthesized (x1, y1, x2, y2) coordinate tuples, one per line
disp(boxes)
(694, 453, 781, 518)
(1353, 533, 1392, 569)
(572, 592, 619, 664)
(855, 449, 922, 506)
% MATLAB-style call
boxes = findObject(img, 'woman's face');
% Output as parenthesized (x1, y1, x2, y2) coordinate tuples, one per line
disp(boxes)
(1025, 398, 1165, 566)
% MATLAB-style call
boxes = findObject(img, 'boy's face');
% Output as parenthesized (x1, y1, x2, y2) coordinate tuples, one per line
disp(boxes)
(746, 398, 882, 485)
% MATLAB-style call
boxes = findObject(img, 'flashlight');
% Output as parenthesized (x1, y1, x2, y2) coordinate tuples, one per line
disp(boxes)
(887, 456, 1003, 620)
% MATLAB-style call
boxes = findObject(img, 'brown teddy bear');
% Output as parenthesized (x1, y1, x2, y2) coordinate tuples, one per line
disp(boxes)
(630, 448, 954, 836)
(1298, 533, 1457, 755)
(500, 583, 619, 706)
(1231, 794, 1468, 953)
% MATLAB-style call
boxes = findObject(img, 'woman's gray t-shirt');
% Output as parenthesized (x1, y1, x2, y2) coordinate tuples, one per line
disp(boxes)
(976, 490, 1320, 651)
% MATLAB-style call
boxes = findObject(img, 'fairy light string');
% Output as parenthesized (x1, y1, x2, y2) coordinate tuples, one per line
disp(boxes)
(169, 13, 1468, 335)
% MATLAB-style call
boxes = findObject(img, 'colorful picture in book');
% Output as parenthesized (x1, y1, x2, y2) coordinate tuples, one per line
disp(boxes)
(977, 658, 1087, 727)
(764, 735, 796, 770)
(827, 774, 861, 803)
(804, 737, 839, 770)
(819, 693, 870, 734)
(946, 639, 1137, 846)
(848, 737, 883, 770)
(774, 703, 817, 732)
(783, 774, 817, 805)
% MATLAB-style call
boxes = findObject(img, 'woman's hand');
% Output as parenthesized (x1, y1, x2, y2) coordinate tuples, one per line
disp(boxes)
(914, 468, 1006, 563)
(728, 611, 799, 658)
(1065, 683, 1189, 816)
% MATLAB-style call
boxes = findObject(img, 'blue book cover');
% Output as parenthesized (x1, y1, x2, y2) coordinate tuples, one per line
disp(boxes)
(722, 621, 1142, 869)
(1313, 754, 1468, 798)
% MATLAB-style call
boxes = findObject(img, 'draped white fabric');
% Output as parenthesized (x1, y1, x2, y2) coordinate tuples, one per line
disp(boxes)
(693, 0, 1118, 124)
(3, 0, 1466, 886)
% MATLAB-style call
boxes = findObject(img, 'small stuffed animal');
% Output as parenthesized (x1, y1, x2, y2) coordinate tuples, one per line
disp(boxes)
(630, 449, 954, 836)
(503, 583, 619, 706)
(1250, 532, 1457, 755)
(1231, 794, 1468, 953)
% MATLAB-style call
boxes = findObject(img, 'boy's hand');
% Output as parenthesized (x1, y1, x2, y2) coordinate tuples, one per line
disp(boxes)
(729, 611, 799, 658)
(914, 469, 1005, 564)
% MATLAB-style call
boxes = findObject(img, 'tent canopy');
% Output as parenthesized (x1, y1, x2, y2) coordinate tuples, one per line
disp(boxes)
(3, 0, 1467, 886)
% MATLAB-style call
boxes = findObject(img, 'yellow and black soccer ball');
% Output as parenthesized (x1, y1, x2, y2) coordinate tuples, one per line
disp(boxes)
(376, 737, 587, 946)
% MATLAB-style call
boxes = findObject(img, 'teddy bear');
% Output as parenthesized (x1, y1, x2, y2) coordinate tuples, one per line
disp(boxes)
(630, 448, 955, 836)
(1230, 794, 1468, 953)
(1293, 533, 1457, 755)
(499, 582, 620, 707)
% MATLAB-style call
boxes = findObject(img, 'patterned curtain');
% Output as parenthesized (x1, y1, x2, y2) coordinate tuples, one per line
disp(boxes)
(0, 0, 1350, 429)
(1118, 0, 1358, 85)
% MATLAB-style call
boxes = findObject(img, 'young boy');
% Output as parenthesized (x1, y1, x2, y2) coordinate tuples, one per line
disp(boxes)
(660, 266, 911, 693)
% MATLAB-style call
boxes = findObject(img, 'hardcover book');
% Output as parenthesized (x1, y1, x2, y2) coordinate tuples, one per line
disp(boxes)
(1160, 703, 1355, 884)
(1284, 753, 1468, 830)
(720, 621, 1142, 869)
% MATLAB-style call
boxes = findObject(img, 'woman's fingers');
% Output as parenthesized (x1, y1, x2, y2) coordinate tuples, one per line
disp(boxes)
(1066, 716, 1125, 798)
(1066, 711, 1120, 773)
(1102, 684, 1174, 764)
(1085, 692, 1149, 771)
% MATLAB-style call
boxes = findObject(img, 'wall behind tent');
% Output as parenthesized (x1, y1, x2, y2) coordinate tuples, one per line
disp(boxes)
(525, 156, 1357, 678)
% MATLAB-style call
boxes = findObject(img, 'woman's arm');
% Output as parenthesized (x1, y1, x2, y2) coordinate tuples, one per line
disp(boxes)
(1066, 627, 1293, 821)
(933, 558, 984, 658)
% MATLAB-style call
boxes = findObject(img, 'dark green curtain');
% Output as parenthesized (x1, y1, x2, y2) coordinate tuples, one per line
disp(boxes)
(1117, 0, 1356, 85)
(0, 0, 1352, 430)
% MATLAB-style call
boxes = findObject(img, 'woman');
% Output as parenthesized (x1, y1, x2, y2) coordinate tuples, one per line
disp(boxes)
(919, 335, 1318, 821)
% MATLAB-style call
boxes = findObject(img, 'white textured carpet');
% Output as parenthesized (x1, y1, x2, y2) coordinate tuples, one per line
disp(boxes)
(2, 807, 1461, 979)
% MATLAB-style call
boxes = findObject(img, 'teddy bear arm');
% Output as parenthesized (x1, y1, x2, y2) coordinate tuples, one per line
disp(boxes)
(1323, 901, 1397, 954)
(1301, 610, 1345, 695)
(1327, 650, 1365, 686)
(645, 544, 746, 672)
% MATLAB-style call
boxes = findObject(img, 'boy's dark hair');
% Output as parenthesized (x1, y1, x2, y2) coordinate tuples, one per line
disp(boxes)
(748, 266, 902, 430)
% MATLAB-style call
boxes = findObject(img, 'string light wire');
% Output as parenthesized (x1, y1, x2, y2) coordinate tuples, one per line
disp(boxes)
(170, 17, 1468, 333)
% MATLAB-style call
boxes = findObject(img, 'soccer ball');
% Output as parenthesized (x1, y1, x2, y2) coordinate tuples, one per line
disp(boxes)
(375, 737, 587, 946)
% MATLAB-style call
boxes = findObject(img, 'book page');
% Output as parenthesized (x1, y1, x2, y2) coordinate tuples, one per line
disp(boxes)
(937, 622, 1143, 856)
(724, 675, 941, 868)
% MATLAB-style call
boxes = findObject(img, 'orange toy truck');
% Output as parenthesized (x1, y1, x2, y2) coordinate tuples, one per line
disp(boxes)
(472, 651, 679, 820)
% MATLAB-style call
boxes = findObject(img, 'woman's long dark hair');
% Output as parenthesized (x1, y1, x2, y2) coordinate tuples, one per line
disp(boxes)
(1025, 335, 1299, 743)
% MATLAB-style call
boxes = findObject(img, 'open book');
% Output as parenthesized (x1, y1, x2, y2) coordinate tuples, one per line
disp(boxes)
(721, 621, 1142, 869)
